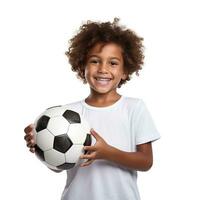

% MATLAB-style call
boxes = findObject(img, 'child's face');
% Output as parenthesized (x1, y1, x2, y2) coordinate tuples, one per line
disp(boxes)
(84, 42, 127, 95)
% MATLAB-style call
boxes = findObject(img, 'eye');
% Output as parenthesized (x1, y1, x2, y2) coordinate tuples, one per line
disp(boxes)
(89, 59, 99, 64)
(110, 61, 118, 66)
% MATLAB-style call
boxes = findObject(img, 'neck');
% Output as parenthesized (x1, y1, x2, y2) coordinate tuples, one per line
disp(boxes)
(85, 90, 121, 107)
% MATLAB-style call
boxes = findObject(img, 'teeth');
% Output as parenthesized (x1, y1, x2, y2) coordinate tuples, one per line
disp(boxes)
(95, 77, 111, 86)
(96, 78, 111, 81)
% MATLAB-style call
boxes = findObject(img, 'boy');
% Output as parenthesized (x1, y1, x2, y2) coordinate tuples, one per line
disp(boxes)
(24, 18, 160, 200)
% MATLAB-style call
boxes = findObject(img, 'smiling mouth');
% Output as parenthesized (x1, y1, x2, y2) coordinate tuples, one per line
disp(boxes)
(95, 77, 112, 81)
(94, 77, 112, 85)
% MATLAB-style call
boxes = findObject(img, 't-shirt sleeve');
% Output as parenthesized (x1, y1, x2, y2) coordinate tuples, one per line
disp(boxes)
(133, 99, 160, 145)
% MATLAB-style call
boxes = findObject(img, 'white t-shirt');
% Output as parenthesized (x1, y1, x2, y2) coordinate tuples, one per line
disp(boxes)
(61, 96, 160, 200)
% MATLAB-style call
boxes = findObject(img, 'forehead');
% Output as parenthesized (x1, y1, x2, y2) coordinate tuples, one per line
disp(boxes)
(88, 42, 123, 58)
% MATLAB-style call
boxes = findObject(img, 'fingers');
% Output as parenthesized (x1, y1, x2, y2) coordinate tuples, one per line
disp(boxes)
(24, 132, 34, 141)
(24, 124, 34, 133)
(24, 131, 35, 145)
(80, 159, 94, 167)
(26, 139, 35, 147)
(83, 145, 95, 152)
(26, 142, 36, 153)
(80, 147, 95, 167)
(30, 147, 35, 153)
(24, 124, 36, 153)
(80, 154, 93, 160)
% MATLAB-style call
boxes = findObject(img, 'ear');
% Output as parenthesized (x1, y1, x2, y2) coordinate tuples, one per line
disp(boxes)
(81, 68, 87, 83)
(122, 73, 128, 80)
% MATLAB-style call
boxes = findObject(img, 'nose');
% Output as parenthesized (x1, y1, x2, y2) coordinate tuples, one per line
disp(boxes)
(97, 62, 108, 73)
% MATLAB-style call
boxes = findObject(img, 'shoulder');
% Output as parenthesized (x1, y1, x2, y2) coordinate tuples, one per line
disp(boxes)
(121, 96, 148, 116)
(122, 96, 141, 104)
(62, 100, 83, 114)
(64, 100, 82, 107)
(122, 96, 143, 109)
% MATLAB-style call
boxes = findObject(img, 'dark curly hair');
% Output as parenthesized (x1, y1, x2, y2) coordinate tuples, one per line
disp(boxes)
(66, 18, 144, 87)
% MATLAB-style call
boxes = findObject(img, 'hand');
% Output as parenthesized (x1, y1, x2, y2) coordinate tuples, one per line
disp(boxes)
(80, 129, 111, 167)
(24, 124, 36, 153)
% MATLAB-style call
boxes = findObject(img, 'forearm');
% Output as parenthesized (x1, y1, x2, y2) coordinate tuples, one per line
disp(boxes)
(106, 145, 153, 171)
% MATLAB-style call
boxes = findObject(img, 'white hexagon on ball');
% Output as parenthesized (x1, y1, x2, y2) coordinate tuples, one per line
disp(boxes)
(44, 106, 68, 118)
(67, 124, 88, 144)
(34, 106, 64, 123)
(47, 116, 70, 136)
(44, 149, 65, 167)
(80, 118, 90, 133)
(65, 144, 84, 163)
(36, 129, 54, 151)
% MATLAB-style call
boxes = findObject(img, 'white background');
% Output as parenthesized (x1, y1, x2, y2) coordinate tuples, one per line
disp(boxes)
(0, 0, 199, 199)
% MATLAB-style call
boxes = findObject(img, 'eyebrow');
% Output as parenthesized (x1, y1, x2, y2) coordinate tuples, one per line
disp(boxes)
(88, 55, 122, 61)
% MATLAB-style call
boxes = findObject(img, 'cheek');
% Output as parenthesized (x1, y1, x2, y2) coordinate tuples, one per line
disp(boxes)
(85, 65, 95, 76)
(84, 67, 93, 82)
(113, 69, 125, 78)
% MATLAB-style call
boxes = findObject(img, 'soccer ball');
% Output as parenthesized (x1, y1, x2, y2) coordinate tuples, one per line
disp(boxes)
(34, 105, 91, 171)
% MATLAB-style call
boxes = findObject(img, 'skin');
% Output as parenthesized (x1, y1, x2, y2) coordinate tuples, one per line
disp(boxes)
(24, 42, 153, 171)
(24, 124, 35, 153)
(84, 42, 127, 107)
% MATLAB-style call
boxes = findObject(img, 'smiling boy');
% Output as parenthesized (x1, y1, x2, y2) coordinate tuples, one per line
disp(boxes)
(24, 18, 160, 200)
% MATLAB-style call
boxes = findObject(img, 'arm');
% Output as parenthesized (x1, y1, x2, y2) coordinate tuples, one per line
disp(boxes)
(80, 129, 153, 171)
(106, 142, 153, 171)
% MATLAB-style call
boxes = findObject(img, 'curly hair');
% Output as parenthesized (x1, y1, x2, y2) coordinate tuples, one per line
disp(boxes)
(66, 18, 144, 87)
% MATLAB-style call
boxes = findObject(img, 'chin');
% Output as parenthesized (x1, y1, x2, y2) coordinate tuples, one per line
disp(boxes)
(89, 81, 118, 94)
(93, 86, 116, 95)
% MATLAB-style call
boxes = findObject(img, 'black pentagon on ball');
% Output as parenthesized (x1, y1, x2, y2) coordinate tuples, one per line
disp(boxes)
(84, 134, 92, 146)
(35, 145, 45, 162)
(83, 134, 92, 154)
(53, 134, 73, 153)
(35, 115, 50, 132)
(63, 110, 81, 124)
(57, 163, 76, 170)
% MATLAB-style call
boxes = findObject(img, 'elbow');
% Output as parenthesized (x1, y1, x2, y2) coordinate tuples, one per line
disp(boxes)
(141, 159, 153, 172)
(145, 161, 153, 171)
